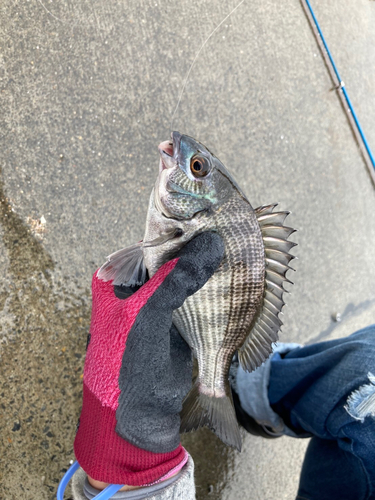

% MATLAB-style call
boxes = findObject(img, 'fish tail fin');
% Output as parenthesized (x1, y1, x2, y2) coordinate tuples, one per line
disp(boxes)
(180, 380, 242, 451)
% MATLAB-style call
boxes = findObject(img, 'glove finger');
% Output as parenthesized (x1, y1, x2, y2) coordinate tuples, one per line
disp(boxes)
(117, 232, 223, 388)
(114, 282, 144, 300)
(118, 231, 224, 325)
(152, 231, 224, 312)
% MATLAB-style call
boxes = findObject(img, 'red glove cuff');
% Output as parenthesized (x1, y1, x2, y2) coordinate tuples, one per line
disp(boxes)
(74, 383, 187, 485)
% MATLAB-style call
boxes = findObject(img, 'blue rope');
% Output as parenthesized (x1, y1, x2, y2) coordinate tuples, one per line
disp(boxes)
(57, 461, 80, 500)
(57, 460, 123, 500)
(304, 0, 375, 172)
(91, 483, 124, 499)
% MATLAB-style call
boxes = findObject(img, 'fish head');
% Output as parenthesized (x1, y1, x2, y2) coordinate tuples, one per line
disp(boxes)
(155, 131, 247, 220)
(144, 132, 250, 276)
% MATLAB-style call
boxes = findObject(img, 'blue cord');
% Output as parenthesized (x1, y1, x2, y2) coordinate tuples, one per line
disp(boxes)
(91, 483, 125, 499)
(57, 460, 123, 500)
(304, 0, 375, 172)
(57, 461, 80, 500)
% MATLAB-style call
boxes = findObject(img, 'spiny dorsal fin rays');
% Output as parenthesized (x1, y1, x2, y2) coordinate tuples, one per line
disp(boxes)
(265, 258, 295, 275)
(263, 298, 282, 316)
(255, 203, 279, 216)
(257, 211, 290, 226)
(265, 279, 286, 299)
(264, 289, 285, 309)
(262, 237, 296, 253)
(261, 225, 296, 240)
(265, 248, 295, 266)
(266, 269, 294, 287)
(262, 308, 283, 328)
(238, 203, 296, 373)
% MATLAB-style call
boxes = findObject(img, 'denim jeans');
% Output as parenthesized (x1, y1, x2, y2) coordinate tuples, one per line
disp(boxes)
(237, 325, 375, 500)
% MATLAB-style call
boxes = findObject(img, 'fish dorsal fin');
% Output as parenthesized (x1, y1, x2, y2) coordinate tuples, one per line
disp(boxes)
(238, 204, 296, 372)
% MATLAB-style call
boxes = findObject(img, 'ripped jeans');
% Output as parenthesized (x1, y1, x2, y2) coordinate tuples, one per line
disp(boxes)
(237, 325, 375, 500)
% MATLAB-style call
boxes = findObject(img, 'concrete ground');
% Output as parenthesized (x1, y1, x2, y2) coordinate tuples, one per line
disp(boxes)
(1, 0, 375, 498)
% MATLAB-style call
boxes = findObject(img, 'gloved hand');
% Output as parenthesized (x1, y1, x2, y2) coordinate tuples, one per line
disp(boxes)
(74, 232, 224, 487)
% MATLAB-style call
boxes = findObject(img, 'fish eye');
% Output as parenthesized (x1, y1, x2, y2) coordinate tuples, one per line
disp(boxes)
(190, 155, 210, 178)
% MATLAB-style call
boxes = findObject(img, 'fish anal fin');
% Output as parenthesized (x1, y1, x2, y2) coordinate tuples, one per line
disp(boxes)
(180, 380, 242, 451)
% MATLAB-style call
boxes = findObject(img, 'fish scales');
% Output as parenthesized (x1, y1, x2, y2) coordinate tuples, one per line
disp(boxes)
(98, 132, 295, 450)
(173, 196, 265, 399)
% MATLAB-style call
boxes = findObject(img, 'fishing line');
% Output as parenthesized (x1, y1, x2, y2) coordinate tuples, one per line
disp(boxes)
(37, 0, 65, 23)
(170, 0, 245, 132)
(36, 0, 96, 28)
(301, 0, 375, 185)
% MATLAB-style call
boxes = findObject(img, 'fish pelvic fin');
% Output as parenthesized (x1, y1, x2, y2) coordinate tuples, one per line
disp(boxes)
(239, 204, 296, 373)
(180, 379, 242, 451)
(97, 242, 147, 286)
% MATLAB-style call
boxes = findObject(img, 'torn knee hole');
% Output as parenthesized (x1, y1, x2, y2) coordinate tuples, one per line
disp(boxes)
(345, 372, 375, 422)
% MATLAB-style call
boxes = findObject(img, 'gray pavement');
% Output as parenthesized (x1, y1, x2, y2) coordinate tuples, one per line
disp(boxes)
(1, 0, 375, 498)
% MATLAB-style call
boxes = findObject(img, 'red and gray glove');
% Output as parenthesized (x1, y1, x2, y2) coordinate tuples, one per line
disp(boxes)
(74, 232, 224, 487)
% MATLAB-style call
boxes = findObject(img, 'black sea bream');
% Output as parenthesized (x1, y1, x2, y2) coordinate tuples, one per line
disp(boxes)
(98, 132, 296, 450)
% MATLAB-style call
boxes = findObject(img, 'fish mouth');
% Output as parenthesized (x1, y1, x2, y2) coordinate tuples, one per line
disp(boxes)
(158, 131, 181, 172)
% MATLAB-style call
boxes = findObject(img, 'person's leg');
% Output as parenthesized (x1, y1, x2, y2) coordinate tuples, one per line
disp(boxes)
(236, 325, 375, 500)
(296, 436, 369, 500)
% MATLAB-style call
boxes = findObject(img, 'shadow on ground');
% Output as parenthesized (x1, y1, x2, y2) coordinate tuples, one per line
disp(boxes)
(0, 169, 90, 499)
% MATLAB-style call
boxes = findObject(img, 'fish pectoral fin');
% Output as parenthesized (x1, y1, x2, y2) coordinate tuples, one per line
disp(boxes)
(97, 242, 147, 287)
(180, 380, 242, 451)
(97, 229, 180, 287)
(143, 228, 182, 247)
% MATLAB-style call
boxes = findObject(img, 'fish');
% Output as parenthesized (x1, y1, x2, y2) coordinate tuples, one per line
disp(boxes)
(98, 131, 296, 451)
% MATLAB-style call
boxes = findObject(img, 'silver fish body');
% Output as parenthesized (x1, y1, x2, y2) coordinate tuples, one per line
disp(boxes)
(98, 132, 295, 450)
(145, 188, 265, 389)
(172, 196, 265, 397)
